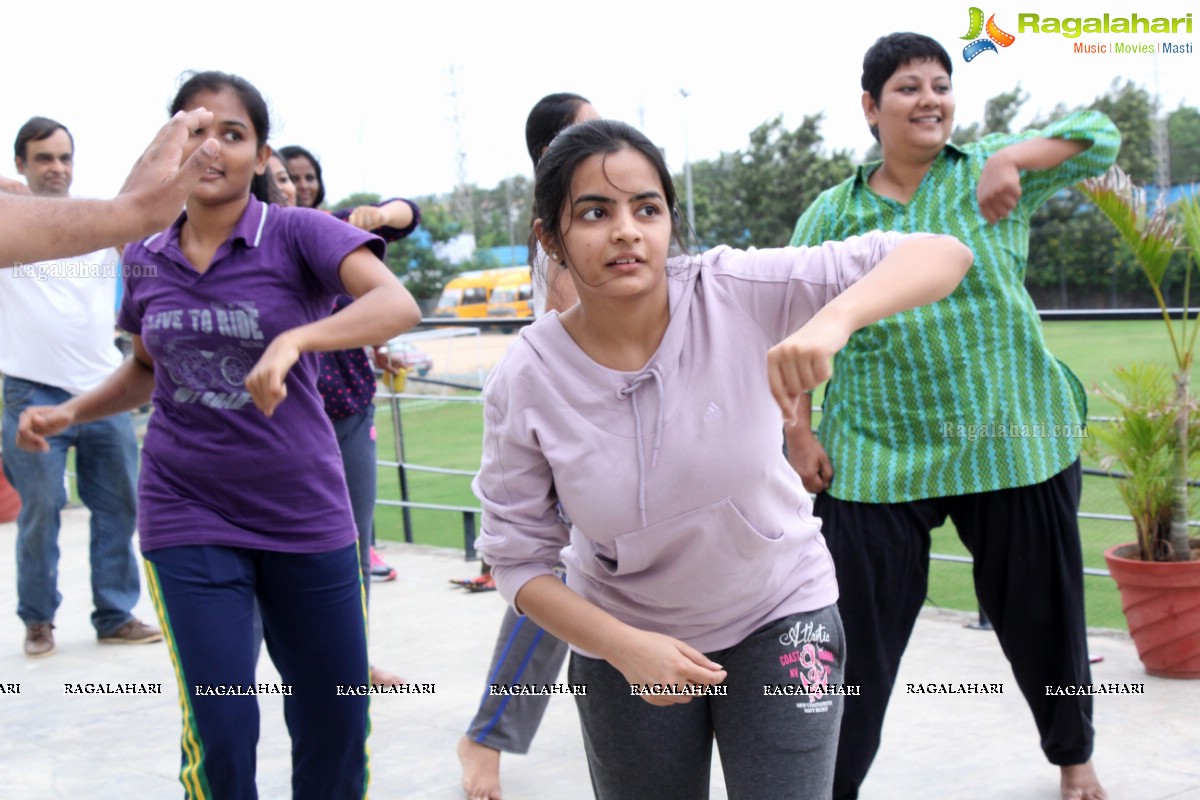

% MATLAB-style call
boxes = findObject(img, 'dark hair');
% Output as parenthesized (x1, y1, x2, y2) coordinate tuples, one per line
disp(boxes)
(277, 145, 324, 208)
(525, 93, 590, 169)
(861, 33, 953, 141)
(532, 119, 686, 266)
(264, 150, 290, 206)
(14, 116, 73, 161)
(170, 71, 273, 202)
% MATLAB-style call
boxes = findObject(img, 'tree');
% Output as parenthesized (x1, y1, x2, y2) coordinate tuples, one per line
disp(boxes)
(953, 84, 1028, 144)
(983, 84, 1028, 136)
(327, 191, 382, 212)
(1168, 105, 1200, 185)
(469, 175, 532, 249)
(328, 191, 489, 306)
(1024, 189, 1147, 307)
(682, 115, 855, 249)
(1089, 80, 1158, 184)
(1024, 81, 1198, 308)
(384, 202, 464, 304)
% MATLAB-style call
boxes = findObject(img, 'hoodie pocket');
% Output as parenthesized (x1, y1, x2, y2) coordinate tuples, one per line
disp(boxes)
(583, 497, 801, 629)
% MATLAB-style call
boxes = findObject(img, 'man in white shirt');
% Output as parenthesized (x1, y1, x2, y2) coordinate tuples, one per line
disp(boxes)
(1, 116, 161, 657)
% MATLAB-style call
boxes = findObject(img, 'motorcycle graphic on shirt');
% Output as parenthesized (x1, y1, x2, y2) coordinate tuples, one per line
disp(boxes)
(143, 301, 266, 411)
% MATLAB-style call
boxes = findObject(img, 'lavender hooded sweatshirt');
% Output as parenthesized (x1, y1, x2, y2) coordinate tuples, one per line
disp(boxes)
(474, 231, 910, 655)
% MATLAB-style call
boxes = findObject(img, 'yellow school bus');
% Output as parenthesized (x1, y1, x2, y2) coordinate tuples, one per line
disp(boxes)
(486, 267, 533, 331)
(433, 268, 523, 319)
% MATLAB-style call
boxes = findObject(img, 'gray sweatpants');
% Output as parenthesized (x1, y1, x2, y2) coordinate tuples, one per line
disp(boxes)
(465, 603, 570, 753)
(569, 605, 846, 800)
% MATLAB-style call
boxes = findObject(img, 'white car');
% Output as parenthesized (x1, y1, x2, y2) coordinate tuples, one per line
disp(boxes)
(391, 341, 433, 377)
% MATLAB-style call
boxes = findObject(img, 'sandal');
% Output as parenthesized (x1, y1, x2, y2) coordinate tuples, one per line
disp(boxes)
(461, 574, 496, 593)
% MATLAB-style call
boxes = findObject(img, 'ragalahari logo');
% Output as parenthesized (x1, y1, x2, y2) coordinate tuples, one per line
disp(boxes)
(961, 7, 1017, 61)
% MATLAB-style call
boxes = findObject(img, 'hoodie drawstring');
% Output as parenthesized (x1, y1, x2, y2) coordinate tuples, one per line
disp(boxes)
(617, 366, 664, 527)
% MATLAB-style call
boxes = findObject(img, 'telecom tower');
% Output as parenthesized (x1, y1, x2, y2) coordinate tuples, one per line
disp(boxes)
(446, 65, 474, 234)
(1152, 53, 1171, 195)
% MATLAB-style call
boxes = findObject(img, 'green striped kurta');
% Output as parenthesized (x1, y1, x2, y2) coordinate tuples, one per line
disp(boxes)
(790, 110, 1120, 502)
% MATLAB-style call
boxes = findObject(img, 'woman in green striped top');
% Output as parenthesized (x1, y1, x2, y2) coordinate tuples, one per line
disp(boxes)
(785, 31, 1117, 800)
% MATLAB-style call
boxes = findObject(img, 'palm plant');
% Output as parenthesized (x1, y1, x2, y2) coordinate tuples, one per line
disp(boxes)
(1080, 165, 1197, 562)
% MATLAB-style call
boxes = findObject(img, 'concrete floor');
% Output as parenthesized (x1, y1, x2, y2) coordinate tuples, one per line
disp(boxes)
(1, 508, 1198, 799)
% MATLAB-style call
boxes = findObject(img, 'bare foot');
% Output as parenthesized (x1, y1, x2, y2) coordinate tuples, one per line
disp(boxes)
(369, 666, 406, 686)
(457, 735, 502, 800)
(1061, 762, 1107, 800)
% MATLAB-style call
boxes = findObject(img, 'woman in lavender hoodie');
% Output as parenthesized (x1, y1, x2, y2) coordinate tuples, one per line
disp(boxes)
(473, 119, 971, 800)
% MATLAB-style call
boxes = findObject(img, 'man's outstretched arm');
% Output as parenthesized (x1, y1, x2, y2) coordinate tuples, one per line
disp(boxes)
(1, 109, 218, 266)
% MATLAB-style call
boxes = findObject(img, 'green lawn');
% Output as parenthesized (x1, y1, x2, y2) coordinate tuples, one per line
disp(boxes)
(373, 396, 483, 558)
(369, 319, 1182, 629)
(1042, 319, 1195, 416)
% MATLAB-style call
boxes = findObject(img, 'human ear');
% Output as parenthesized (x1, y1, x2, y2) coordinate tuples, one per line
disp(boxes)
(861, 92, 878, 127)
(254, 145, 270, 176)
(534, 219, 559, 262)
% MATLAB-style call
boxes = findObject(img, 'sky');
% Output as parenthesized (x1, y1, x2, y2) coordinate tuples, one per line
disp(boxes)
(1, 0, 1196, 205)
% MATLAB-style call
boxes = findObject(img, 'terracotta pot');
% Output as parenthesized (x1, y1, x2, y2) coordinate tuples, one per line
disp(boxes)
(1104, 541, 1200, 678)
(0, 455, 20, 524)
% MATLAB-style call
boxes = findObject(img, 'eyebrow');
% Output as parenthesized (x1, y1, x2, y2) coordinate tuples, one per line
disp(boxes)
(894, 73, 950, 82)
(205, 119, 251, 132)
(574, 191, 665, 204)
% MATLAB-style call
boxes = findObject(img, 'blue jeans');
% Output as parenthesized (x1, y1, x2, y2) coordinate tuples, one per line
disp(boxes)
(2, 376, 140, 636)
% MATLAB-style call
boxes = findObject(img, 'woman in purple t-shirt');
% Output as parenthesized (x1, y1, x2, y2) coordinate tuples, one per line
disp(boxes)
(18, 71, 420, 799)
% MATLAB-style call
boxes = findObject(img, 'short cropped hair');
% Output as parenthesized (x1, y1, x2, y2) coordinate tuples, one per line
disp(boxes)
(14, 117, 73, 161)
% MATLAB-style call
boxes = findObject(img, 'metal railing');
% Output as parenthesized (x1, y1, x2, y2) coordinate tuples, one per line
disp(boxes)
(376, 318, 530, 559)
(376, 313, 1194, 584)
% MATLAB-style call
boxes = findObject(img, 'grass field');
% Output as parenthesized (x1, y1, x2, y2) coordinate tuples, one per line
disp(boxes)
(371, 319, 1184, 630)
(373, 397, 484, 563)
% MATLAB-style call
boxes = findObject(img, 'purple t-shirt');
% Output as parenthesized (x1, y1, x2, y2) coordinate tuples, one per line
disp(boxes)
(118, 196, 384, 553)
